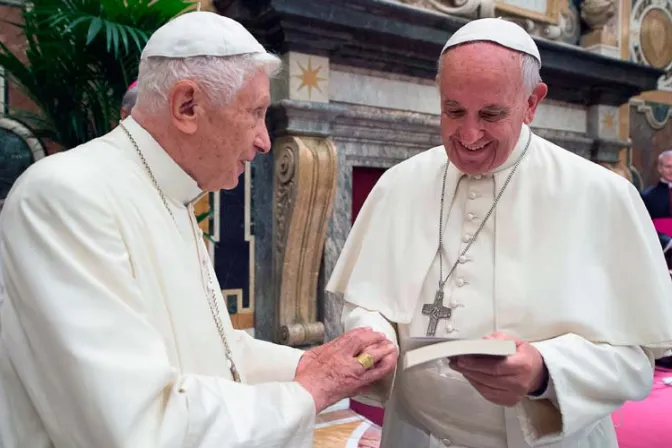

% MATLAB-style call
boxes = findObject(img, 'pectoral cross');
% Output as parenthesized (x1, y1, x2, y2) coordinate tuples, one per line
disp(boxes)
(422, 289, 452, 336)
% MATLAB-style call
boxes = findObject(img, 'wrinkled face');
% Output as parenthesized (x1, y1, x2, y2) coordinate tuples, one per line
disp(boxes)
(658, 155, 672, 183)
(437, 43, 546, 175)
(194, 69, 272, 191)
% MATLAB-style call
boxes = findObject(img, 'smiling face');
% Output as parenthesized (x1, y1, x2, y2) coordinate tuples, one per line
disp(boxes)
(437, 42, 547, 175)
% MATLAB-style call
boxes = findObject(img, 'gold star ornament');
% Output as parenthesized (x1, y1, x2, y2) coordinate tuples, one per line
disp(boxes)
(293, 57, 326, 100)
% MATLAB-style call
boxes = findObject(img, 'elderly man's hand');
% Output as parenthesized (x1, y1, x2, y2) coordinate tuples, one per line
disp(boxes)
(294, 327, 398, 413)
(449, 332, 548, 407)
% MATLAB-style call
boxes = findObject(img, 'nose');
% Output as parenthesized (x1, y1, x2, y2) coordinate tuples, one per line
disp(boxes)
(456, 118, 484, 145)
(255, 124, 272, 154)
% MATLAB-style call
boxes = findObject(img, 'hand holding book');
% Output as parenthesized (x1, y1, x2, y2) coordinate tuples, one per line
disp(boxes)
(449, 332, 549, 407)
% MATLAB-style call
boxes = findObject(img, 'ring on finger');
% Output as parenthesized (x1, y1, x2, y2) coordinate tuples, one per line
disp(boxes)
(356, 352, 375, 370)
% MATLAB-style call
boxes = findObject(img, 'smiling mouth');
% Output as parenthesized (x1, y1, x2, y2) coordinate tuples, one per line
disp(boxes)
(457, 141, 489, 152)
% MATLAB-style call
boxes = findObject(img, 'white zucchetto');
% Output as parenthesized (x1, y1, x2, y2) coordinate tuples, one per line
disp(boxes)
(442, 18, 542, 65)
(141, 11, 266, 60)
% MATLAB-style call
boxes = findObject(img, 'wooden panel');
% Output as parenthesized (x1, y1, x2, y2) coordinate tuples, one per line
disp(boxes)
(230, 312, 254, 330)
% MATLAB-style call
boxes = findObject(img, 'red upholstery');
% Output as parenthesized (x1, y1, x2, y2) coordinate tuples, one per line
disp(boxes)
(350, 400, 385, 426)
(653, 218, 672, 237)
(612, 367, 672, 448)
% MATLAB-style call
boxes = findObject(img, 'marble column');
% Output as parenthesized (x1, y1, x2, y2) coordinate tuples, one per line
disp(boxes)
(254, 52, 337, 346)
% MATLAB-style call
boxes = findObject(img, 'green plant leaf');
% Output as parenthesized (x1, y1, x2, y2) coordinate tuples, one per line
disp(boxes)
(1, 0, 195, 149)
(86, 17, 104, 44)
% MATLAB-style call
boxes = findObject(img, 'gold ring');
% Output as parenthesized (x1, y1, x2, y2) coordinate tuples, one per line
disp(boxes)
(356, 353, 375, 370)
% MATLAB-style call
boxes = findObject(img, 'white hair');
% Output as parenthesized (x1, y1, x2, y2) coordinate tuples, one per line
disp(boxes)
(135, 52, 282, 114)
(520, 53, 542, 96)
(658, 150, 672, 163)
(437, 47, 542, 96)
(121, 84, 138, 112)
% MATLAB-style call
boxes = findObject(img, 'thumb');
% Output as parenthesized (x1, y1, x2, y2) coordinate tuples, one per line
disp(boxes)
(484, 332, 525, 346)
(484, 331, 513, 340)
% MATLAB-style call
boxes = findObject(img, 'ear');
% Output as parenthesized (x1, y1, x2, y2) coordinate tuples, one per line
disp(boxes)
(523, 83, 548, 124)
(168, 80, 204, 134)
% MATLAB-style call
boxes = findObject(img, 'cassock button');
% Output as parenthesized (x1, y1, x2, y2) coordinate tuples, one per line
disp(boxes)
(467, 213, 475, 221)
(456, 278, 465, 287)
(462, 234, 471, 243)
(458, 255, 467, 263)
(442, 439, 452, 446)
(449, 299, 458, 308)
(468, 192, 477, 199)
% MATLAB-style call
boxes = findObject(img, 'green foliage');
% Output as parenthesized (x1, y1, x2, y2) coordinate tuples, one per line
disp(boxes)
(196, 202, 215, 243)
(0, 0, 196, 149)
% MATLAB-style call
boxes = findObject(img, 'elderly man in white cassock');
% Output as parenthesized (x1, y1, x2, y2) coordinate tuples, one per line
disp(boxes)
(327, 17, 672, 448)
(0, 12, 397, 448)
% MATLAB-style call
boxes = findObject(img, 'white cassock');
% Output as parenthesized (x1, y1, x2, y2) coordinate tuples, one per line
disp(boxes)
(327, 124, 672, 448)
(0, 117, 315, 448)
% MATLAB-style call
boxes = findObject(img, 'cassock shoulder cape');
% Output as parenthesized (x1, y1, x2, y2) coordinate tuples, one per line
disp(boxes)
(327, 127, 672, 356)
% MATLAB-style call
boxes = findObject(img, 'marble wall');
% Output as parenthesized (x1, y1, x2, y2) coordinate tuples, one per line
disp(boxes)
(329, 65, 590, 134)
(321, 104, 442, 340)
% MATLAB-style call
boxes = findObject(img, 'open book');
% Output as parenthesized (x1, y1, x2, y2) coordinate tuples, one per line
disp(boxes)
(402, 337, 517, 370)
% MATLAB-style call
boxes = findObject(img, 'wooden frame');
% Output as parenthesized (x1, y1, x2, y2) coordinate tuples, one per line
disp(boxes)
(496, 0, 563, 24)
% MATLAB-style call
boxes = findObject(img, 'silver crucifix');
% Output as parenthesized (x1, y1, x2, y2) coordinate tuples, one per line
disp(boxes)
(422, 289, 452, 336)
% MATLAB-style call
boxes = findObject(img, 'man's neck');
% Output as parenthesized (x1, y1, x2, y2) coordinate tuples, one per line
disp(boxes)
(131, 110, 197, 184)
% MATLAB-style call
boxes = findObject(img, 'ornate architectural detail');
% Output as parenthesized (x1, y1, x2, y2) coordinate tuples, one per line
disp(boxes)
(630, 0, 672, 90)
(395, 0, 579, 38)
(580, 0, 617, 30)
(399, 0, 578, 43)
(631, 98, 672, 129)
(504, 0, 580, 44)
(397, 0, 495, 19)
(273, 135, 337, 346)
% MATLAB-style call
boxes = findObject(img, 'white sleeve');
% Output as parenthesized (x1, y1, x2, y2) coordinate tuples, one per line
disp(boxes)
(233, 329, 304, 384)
(516, 333, 653, 445)
(0, 176, 315, 448)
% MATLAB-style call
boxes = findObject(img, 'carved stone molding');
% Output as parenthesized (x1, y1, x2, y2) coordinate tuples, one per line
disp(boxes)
(590, 137, 628, 164)
(273, 135, 337, 347)
(580, 0, 617, 30)
(396, 0, 495, 19)
(631, 99, 672, 130)
(630, 0, 672, 90)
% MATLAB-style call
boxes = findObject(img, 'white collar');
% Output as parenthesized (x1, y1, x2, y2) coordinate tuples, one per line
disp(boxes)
(491, 123, 531, 174)
(451, 124, 531, 178)
(118, 117, 203, 206)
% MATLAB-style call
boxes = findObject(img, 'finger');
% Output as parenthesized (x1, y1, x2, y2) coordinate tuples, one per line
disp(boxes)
(359, 352, 397, 383)
(452, 354, 515, 376)
(458, 369, 527, 395)
(360, 341, 398, 361)
(330, 328, 378, 350)
(484, 331, 514, 340)
(463, 375, 521, 407)
(348, 330, 390, 355)
(351, 342, 397, 376)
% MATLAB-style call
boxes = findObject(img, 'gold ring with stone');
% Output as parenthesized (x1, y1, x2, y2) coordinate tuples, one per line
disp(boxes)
(356, 353, 375, 370)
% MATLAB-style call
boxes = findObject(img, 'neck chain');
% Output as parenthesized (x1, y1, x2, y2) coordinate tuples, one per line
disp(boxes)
(438, 130, 532, 291)
(120, 123, 241, 383)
